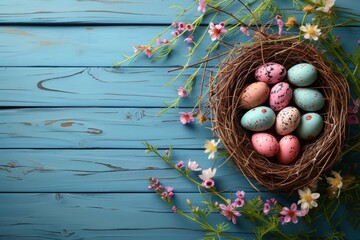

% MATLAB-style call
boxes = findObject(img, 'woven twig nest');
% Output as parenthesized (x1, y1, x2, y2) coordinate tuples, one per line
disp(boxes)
(210, 36, 349, 192)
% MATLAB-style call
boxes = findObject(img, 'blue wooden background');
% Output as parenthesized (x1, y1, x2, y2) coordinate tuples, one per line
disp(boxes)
(0, 1, 359, 239)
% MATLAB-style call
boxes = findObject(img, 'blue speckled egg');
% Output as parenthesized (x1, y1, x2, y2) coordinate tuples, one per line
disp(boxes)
(293, 88, 325, 111)
(296, 113, 324, 140)
(287, 63, 317, 86)
(241, 106, 276, 131)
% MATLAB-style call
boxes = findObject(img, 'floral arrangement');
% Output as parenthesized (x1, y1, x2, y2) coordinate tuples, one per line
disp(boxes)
(117, 0, 360, 239)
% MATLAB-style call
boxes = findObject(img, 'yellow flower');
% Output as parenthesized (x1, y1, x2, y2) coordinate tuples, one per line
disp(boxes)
(285, 17, 297, 28)
(298, 187, 320, 210)
(197, 113, 209, 124)
(300, 24, 321, 41)
(303, 5, 313, 13)
(204, 139, 220, 159)
(326, 171, 343, 198)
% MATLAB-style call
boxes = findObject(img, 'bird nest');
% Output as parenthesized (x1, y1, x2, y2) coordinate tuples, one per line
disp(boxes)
(209, 36, 349, 192)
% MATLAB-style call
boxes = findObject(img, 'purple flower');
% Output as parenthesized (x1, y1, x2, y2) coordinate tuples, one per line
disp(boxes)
(280, 203, 302, 224)
(175, 161, 184, 168)
(219, 201, 241, 224)
(347, 115, 359, 125)
(263, 202, 271, 215)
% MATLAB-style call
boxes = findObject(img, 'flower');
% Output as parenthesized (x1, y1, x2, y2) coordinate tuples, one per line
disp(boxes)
(177, 86, 188, 97)
(178, 22, 186, 31)
(133, 44, 146, 54)
(161, 186, 174, 199)
(156, 38, 162, 46)
(263, 202, 271, 215)
(172, 206, 177, 213)
(240, 26, 250, 36)
(175, 160, 184, 168)
(280, 203, 302, 224)
(165, 149, 169, 155)
(172, 22, 178, 28)
(298, 187, 320, 210)
(234, 197, 245, 207)
(219, 200, 241, 224)
(162, 39, 169, 44)
(196, 113, 208, 124)
(188, 160, 202, 171)
(349, 98, 359, 114)
(275, 15, 284, 36)
(300, 24, 321, 41)
(285, 17, 297, 28)
(202, 178, 215, 188)
(186, 24, 194, 31)
(198, 0, 206, 13)
(347, 115, 359, 125)
(204, 139, 220, 159)
(143, 47, 153, 58)
(303, 5, 313, 13)
(236, 191, 245, 198)
(179, 112, 194, 124)
(199, 168, 217, 181)
(171, 31, 180, 37)
(208, 22, 227, 41)
(266, 198, 277, 205)
(184, 36, 194, 44)
(326, 171, 343, 198)
(315, 0, 335, 13)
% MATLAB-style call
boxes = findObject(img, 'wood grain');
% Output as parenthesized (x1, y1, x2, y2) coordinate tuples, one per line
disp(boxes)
(0, 26, 358, 67)
(0, 67, 200, 107)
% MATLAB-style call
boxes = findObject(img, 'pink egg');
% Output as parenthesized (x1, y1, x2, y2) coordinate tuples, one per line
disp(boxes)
(240, 82, 270, 109)
(251, 133, 279, 157)
(269, 82, 293, 111)
(278, 135, 301, 164)
(255, 62, 286, 85)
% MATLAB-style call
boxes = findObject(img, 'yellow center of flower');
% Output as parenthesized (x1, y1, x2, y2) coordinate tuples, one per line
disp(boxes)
(285, 17, 297, 27)
(205, 142, 217, 153)
(303, 5, 313, 13)
(331, 177, 341, 188)
(304, 194, 313, 203)
(308, 28, 316, 36)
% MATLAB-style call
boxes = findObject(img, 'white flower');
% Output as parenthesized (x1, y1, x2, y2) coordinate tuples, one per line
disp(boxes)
(187, 160, 202, 171)
(204, 139, 220, 159)
(297, 187, 320, 210)
(300, 24, 321, 41)
(314, 0, 335, 12)
(199, 168, 217, 181)
(326, 171, 343, 198)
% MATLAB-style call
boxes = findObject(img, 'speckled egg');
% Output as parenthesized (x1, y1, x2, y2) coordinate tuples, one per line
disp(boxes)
(255, 62, 286, 85)
(241, 106, 276, 131)
(275, 107, 301, 136)
(240, 82, 270, 109)
(269, 82, 293, 111)
(293, 88, 325, 111)
(296, 113, 324, 140)
(251, 133, 279, 157)
(278, 135, 301, 164)
(288, 63, 317, 86)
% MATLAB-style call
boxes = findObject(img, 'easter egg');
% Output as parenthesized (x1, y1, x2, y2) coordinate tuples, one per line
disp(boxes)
(240, 82, 270, 109)
(255, 62, 286, 85)
(251, 133, 279, 157)
(241, 106, 276, 131)
(287, 63, 317, 86)
(296, 113, 324, 140)
(275, 107, 301, 136)
(278, 135, 301, 164)
(293, 88, 325, 111)
(269, 82, 293, 111)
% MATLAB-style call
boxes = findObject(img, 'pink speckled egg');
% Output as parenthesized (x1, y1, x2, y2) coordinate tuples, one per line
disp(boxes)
(275, 107, 301, 136)
(278, 135, 301, 164)
(240, 82, 270, 109)
(251, 133, 279, 157)
(255, 62, 286, 85)
(269, 82, 292, 111)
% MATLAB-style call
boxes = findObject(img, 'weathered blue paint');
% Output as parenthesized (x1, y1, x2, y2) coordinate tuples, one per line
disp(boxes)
(0, 0, 359, 239)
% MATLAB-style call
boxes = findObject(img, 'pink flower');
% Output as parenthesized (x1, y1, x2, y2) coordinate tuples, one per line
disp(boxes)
(184, 36, 194, 44)
(156, 38, 162, 46)
(165, 149, 169, 155)
(172, 22, 178, 28)
(162, 39, 169, 44)
(275, 15, 284, 36)
(171, 31, 180, 37)
(143, 47, 153, 58)
(186, 24, 194, 31)
(263, 202, 271, 215)
(172, 206, 177, 213)
(178, 22, 186, 31)
(188, 160, 201, 171)
(349, 99, 359, 114)
(198, 0, 206, 13)
(208, 22, 227, 41)
(240, 26, 250, 36)
(236, 191, 245, 198)
(234, 197, 245, 207)
(202, 178, 215, 188)
(219, 201, 241, 224)
(298, 207, 309, 217)
(347, 115, 359, 125)
(280, 203, 302, 224)
(179, 112, 194, 124)
(279, 216, 286, 225)
(161, 186, 174, 199)
(175, 160, 184, 168)
(133, 44, 146, 53)
(177, 86, 188, 97)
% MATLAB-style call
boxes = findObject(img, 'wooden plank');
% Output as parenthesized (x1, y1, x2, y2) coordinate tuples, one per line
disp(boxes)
(0, 67, 200, 107)
(0, 149, 255, 193)
(0, 0, 358, 24)
(0, 25, 359, 67)
(0, 108, 212, 149)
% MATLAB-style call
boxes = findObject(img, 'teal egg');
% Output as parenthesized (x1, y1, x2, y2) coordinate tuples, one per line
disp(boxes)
(288, 63, 317, 87)
(293, 88, 325, 111)
(241, 106, 276, 131)
(296, 113, 323, 140)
